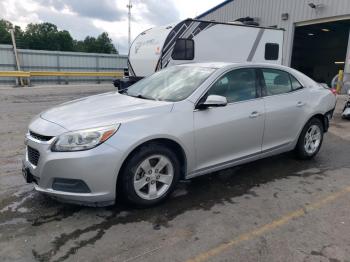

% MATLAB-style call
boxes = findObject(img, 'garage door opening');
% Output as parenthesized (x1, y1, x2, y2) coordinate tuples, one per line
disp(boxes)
(291, 20, 350, 86)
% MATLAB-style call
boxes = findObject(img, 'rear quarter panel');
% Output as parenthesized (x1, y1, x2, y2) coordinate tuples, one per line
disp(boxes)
(289, 67, 336, 117)
(294, 85, 336, 146)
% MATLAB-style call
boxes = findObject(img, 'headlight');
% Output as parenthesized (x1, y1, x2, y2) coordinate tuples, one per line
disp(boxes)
(51, 124, 120, 152)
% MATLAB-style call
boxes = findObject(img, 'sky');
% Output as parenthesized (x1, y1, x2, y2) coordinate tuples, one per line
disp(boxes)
(0, 0, 224, 54)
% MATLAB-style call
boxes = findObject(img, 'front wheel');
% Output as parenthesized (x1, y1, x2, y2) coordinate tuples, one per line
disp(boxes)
(295, 118, 324, 160)
(120, 143, 180, 206)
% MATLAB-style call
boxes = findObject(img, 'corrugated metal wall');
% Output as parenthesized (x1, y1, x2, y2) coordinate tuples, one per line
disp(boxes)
(199, 0, 350, 66)
(0, 44, 128, 85)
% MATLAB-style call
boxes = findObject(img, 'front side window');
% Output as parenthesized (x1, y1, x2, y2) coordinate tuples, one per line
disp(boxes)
(171, 39, 194, 60)
(207, 68, 257, 103)
(261, 69, 292, 96)
(126, 66, 215, 102)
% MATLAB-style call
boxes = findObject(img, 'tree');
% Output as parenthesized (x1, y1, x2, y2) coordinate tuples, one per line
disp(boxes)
(96, 32, 117, 54)
(72, 40, 85, 52)
(82, 36, 98, 53)
(23, 22, 72, 51)
(0, 19, 24, 46)
(73, 33, 118, 54)
(0, 19, 12, 44)
(0, 19, 118, 54)
(56, 30, 74, 51)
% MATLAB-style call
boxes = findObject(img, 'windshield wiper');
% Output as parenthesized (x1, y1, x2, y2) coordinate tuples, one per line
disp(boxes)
(117, 88, 129, 94)
(128, 93, 155, 100)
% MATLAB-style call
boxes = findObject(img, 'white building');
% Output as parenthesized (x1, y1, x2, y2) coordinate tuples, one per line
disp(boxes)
(197, 0, 350, 86)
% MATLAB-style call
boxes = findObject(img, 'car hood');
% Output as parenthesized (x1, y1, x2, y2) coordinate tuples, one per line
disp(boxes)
(40, 92, 173, 131)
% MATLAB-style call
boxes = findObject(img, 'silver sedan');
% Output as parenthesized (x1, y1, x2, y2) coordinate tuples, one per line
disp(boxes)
(23, 62, 337, 206)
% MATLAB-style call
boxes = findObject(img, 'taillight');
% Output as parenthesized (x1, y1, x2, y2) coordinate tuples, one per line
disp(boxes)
(330, 88, 337, 95)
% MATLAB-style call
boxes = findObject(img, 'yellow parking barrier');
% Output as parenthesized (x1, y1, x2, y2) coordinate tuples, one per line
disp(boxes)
(0, 71, 123, 78)
(0, 70, 124, 86)
(29, 71, 124, 77)
(336, 70, 344, 94)
(0, 71, 30, 77)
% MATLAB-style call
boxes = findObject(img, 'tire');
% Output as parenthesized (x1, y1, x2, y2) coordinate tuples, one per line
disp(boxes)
(295, 118, 324, 160)
(119, 143, 181, 207)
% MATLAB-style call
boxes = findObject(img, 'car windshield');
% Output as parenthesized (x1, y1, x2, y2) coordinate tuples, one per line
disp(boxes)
(125, 66, 216, 102)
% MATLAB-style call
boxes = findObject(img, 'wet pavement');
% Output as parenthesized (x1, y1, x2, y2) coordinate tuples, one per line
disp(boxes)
(0, 84, 350, 262)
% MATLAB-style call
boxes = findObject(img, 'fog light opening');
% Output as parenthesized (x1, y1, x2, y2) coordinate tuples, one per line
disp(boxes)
(52, 178, 91, 193)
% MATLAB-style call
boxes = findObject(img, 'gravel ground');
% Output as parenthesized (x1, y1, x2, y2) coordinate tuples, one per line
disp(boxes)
(0, 84, 350, 262)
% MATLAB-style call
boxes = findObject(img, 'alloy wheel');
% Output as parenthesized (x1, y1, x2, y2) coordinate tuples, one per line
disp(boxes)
(304, 124, 321, 155)
(133, 155, 174, 200)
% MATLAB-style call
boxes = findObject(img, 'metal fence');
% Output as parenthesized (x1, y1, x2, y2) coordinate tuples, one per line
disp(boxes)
(0, 44, 128, 85)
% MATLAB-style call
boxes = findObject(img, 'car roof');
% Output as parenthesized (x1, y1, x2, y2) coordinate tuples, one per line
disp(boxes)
(178, 62, 292, 71)
(178, 62, 233, 69)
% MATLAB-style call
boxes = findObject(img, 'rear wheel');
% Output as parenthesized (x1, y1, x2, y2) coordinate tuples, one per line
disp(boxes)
(295, 118, 324, 159)
(120, 143, 180, 206)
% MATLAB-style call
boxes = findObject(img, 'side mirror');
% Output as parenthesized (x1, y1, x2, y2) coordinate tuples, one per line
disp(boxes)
(347, 89, 350, 95)
(197, 95, 227, 109)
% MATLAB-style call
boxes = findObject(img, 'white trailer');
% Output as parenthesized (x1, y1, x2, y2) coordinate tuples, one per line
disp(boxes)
(128, 19, 284, 78)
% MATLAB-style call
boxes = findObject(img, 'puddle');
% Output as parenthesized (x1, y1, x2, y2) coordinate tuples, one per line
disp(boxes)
(0, 217, 27, 227)
(171, 187, 188, 198)
(296, 168, 322, 175)
(1, 191, 35, 213)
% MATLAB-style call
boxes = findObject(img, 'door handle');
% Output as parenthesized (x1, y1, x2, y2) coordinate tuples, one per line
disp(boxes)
(249, 111, 260, 118)
(296, 101, 305, 107)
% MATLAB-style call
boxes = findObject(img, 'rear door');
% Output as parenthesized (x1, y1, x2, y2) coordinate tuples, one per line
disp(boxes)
(259, 68, 308, 151)
(193, 68, 265, 171)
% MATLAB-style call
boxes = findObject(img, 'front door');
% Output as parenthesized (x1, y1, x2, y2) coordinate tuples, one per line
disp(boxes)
(194, 68, 265, 171)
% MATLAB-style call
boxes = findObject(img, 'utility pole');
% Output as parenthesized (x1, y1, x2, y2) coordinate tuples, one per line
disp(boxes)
(127, 0, 132, 50)
(10, 29, 24, 86)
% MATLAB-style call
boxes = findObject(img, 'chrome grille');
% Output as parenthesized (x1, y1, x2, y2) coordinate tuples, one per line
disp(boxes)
(29, 131, 53, 142)
(27, 146, 40, 166)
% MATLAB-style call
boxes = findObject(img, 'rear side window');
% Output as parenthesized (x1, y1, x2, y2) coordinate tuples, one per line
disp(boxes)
(171, 39, 194, 60)
(265, 43, 279, 60)
(261, 69, 292, 95)
(290, 75, 303, 90)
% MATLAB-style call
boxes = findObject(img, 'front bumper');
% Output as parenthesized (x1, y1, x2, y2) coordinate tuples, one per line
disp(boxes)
(23, 132, 123, 206)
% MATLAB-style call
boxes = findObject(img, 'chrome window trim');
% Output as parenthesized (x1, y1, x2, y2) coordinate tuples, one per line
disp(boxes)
(261, 87, 305, 99)
(258, 67, 305, 98)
